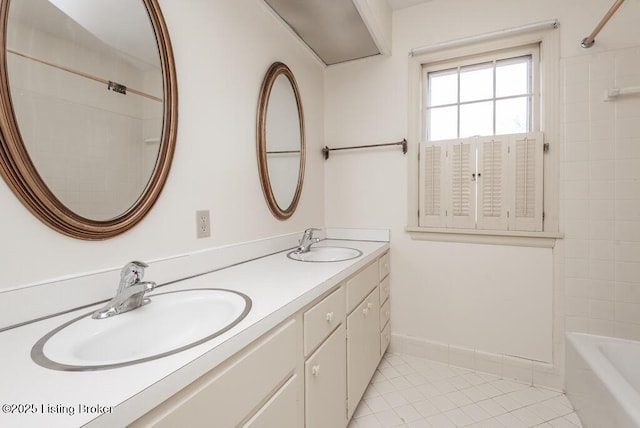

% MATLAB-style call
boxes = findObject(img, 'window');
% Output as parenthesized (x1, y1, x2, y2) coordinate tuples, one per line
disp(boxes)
(425, 53, 535, 141)
(420, 47, 543, 232)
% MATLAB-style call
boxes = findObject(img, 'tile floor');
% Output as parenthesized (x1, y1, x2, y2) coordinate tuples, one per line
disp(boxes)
(347, 352, 583, 428)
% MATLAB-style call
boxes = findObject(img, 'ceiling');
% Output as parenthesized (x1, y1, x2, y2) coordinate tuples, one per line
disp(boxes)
(264, 0, 433, 65)
(264, 0, 381, 65)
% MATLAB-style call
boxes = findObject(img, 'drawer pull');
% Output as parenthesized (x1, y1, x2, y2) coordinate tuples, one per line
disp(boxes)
(363, 308, 369, 316)
(311, 364, 320, 376)
(367, 302, 373, 309)
(326, 312, 334, 322)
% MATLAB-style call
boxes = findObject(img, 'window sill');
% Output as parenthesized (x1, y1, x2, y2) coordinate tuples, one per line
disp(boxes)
(406, 226, 563, 248)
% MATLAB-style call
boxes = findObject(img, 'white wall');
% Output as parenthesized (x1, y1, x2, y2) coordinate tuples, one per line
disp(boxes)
(0, 0, 325, 288)
(324, 0, 640, 382)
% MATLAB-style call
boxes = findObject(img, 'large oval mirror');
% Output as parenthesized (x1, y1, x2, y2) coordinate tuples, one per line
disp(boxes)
(0, 0, 177, 239)
(256, 62, 305, 220)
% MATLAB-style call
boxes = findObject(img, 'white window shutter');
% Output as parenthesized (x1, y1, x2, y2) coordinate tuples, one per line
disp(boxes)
(419, 142, 446, 227)
(477, 136, 509, 230)
(509, 132, 544, 231)
(448, 140, 476, 229)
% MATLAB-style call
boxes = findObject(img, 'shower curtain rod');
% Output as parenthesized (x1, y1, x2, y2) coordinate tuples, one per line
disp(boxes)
(409, 19, 559, 57)
(581, 0, 626, 48)
(7, 49, 162, 102)
(322, 139, 407, 160)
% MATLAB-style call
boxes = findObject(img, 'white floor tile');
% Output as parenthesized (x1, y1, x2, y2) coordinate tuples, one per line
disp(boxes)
(445, 390, 473, 407)
(475, 398, 508, 417)
(382, 390, 410, 408)
(429, 394, 457, 412)
(460, 403, 491, 423)
(389, 376, 413, 390)
(375, 379, 399, 394)
(540, 396, 574, 417)
(398, 387, 426, 404)
(564, 412, 583, 427)
(412, 399, 441, 418)
(549, 415, 581, 428)
(495, 412, 528, 428)
(493, 393, 523, 412)
(406, 419, 433, 428)
(462, 385, 490, 402)
(365, 395, 391, 413)
(511, 406, 545, 426)
(394, 404, 423, 423)
(355, 414, 384, 428)
(444, 407, 475, 426)
(374, 409, 404, 428)
(347, 352, 583, 428)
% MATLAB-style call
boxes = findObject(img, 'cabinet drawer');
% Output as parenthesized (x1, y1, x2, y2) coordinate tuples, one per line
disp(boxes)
(381, 322, 391, 355)
(379, 275, 390, 305)
(379, 252, 390, 280)
(242, 375, 298, 428)
(346, 261, 379, 313)
(380, 298, 390, 331)
(305, 326, 347, 428)
(133, 319, 297, 428)
(304, 286, 345, 357)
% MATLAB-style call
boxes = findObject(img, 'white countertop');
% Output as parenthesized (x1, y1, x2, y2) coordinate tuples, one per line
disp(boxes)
(0, 239, 389, 427)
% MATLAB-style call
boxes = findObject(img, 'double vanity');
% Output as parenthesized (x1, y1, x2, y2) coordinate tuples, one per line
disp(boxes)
(0, 234, 390, 427)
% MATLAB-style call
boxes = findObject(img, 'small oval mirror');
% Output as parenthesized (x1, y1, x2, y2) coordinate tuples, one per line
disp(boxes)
(0, 0, 177, 239)
(256, 62, 305, 220)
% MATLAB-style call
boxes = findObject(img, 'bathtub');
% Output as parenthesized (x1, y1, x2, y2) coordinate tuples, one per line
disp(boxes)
(566, 333, 640, 428)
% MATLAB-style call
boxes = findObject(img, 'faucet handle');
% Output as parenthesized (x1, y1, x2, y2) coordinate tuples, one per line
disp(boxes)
(120, 261, 148, 283)
(303, 227, 322, 236)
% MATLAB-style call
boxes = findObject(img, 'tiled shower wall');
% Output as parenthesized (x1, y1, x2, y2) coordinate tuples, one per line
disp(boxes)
(562, 46, 640, 340)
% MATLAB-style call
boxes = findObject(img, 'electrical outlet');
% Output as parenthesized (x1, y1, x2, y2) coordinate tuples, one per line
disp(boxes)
(196, 210, 211, 238)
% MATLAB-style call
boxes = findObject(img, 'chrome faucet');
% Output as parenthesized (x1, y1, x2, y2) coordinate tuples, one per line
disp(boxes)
(296, 228, 321, 253)
(92, 261, 156, 319)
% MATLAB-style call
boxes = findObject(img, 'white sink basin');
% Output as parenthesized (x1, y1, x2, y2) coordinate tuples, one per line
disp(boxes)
(31, 288, 251, 371)
(287, 246, 362, 262)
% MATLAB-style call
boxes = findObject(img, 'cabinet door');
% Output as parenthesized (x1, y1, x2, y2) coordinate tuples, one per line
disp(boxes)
(242, 375, 298, 428)
(346, 288, 380, 418)
(305, 325, 347, 428)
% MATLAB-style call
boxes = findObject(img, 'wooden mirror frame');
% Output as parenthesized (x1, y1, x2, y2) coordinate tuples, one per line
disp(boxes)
(256, 62, 305, 220)
(0, 0, 178, 240)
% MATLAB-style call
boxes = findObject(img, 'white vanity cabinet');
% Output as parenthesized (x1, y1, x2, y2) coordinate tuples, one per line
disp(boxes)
(132, 250, 390, 428)
(131, 319, 299, 428)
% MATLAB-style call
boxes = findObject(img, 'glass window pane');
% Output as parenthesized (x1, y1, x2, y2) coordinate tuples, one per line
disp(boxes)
(460, 101, 493, 138)
(496, 97, 529, 134)
(428, 69, 457, 106)
(460, 63, 492, 102)
(428, 106, 457, 141)
(496, 57, 530, 97)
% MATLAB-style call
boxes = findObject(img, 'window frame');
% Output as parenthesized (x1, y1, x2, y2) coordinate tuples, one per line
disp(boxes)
(423, 46, 539, 141)
(406, 25, 562, 248)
